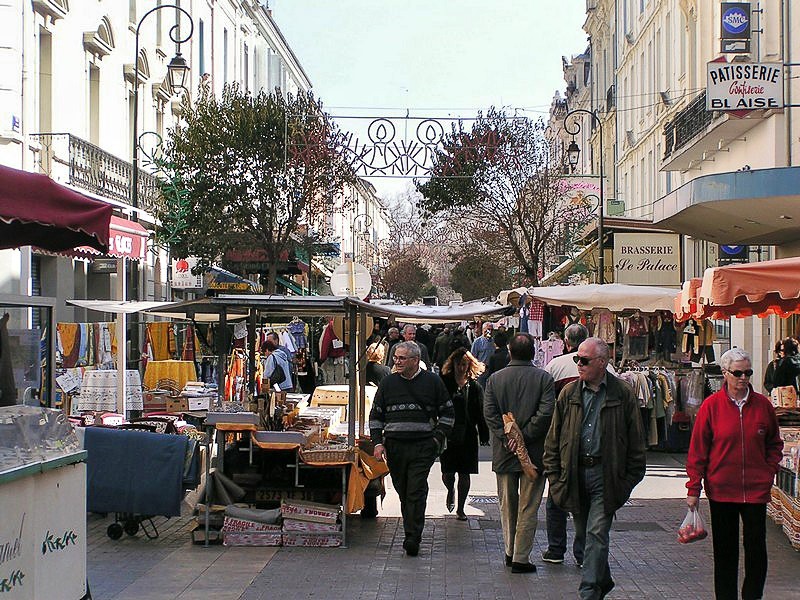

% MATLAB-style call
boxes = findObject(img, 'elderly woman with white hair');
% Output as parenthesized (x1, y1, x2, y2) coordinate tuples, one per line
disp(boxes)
(685, 347, 783, 600)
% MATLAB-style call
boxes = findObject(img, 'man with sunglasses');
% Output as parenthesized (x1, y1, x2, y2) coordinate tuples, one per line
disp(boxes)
(369, 341, 454, 557)
(543, 337, 646, 599)
(686, 348, 783, 600)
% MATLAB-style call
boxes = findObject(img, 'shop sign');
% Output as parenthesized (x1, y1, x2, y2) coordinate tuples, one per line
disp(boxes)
(90, 258, 117, 274)
(720, 2, 751, 53)
(613, 233, 681, 286)
(718, 244, 749, 265)
(171, 257, 203, 289)
(706, 62, 783, 111)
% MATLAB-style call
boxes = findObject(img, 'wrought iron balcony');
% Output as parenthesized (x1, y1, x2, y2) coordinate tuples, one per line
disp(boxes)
(30, 133, 161, 213)
(662, 91, 718, 160)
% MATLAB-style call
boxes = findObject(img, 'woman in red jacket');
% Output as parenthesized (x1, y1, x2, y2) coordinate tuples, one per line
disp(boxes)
(685, 348, 783, 600)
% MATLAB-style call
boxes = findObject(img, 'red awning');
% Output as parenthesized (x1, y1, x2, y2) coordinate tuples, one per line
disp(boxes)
(0, 164, 112, 252)
(73, 216, 149, 260)
(676, 257, 800, 321)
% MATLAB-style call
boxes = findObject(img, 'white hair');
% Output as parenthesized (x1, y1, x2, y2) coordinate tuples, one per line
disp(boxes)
(720, 347, 751, 371)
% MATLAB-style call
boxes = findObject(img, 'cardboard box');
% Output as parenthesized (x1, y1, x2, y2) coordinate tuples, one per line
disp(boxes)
(223, 531, 282, 546)
(281, 532, 341, 547)
(282, 519, 340, 533)
(185, 396, 212, 411)
(165, 397, 189, 413)
(280, 499, 340, 524)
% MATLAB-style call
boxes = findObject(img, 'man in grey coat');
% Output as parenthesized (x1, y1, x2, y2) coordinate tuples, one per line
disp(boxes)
(483, 333, 555, 573)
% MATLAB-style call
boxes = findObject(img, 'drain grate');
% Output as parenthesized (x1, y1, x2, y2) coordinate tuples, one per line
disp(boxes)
(469, 496, 499, 504)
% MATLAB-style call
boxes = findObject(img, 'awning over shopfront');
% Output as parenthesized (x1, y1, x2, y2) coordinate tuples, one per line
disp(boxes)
(499, 283, 678, 313)
(0, 163, 112, 252)
(652, 166, 800, 245)
(689, 257, 800, 320)
(67, 216, 149, 261)
(539, 240, 598, 287)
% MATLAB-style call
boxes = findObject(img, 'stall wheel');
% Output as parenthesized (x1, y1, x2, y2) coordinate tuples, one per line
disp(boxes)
(106, 523, 123, 540)
(124, 520, 140, 536)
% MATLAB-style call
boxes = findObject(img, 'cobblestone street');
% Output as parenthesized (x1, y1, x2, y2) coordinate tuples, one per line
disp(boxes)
(88, 452, 799, 599)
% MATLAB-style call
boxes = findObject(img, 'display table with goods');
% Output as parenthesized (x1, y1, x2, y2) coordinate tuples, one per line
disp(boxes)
(0, 406, 87, 599)
(195, 392, 388, 548)
(768, 411, 800, 550)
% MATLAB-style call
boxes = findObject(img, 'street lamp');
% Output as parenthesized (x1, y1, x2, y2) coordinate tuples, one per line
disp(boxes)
(131, 5, 194, 213)
(351, 213, 373, 264)
(563, 109, 605, 284)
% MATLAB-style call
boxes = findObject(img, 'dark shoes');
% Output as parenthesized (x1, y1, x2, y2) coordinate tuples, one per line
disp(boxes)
(600, 579, 615, 598)
(402, 539, 419, 557)
(505, 554, 513, 566)
(445, 489, 455, 513)
(511, 562, 537, 574)
(542, 550, 565, 564)
(456, 511, 467, 521)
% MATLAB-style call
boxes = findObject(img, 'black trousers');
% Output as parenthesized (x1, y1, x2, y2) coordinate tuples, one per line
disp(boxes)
(384, 437, 437, 545)
(708, 500, 768, 600)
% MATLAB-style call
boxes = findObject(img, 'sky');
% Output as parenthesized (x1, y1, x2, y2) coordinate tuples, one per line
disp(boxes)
(271, 0, 590, 199)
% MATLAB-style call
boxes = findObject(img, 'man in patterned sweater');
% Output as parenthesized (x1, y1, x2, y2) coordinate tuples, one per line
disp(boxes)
(370, 341, 455, 557)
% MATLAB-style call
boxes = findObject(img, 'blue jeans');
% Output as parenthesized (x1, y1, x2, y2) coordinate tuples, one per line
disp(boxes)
(573, 464, 614, 600)
(545, 494, 585, 562)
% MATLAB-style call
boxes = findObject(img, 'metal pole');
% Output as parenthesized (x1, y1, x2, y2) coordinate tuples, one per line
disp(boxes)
(597, 112, 604, 284)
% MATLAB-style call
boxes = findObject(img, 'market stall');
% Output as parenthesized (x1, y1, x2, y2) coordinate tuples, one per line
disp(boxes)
(141, 294, 511, 547)
(498, 283, 713, 452)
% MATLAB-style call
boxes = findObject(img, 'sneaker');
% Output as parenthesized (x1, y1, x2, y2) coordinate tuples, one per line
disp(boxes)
(542, 550, 565, 564)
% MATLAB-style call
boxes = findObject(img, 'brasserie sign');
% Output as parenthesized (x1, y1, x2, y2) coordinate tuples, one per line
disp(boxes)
(613, 233, 681, 286)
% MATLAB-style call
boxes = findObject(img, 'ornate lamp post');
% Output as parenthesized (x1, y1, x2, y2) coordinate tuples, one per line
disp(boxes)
(131, 4, 193, 214)
(564, 109, 605, 283)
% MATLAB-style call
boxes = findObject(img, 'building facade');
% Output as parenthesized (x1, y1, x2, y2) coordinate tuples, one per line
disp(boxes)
(561, 0, 800, 387)
(0, 0, 311, 327)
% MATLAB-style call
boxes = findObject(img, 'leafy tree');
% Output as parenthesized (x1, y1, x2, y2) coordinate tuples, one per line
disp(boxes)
(160, 82, 355, 292)
(417, 108, 592, 286)
(449, 242, 513, 301)
(381, 252, 433, 304)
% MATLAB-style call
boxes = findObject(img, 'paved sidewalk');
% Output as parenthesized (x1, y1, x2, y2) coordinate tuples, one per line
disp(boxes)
(87, 452, 799, 599)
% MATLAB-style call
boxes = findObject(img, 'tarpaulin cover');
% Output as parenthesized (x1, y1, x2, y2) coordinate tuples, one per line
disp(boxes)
(0, 164, 112, 252)
(500, 283, 678, 313)
(692, 257, 800, 320)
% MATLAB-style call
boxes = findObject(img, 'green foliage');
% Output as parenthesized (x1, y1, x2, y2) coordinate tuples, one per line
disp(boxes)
(381, 253, 433, 304)
(159, 82, 355, 291)
(449, 244, 513, 301)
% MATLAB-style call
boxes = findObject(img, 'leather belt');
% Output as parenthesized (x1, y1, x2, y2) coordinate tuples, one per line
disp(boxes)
(579, 455, 602, 467)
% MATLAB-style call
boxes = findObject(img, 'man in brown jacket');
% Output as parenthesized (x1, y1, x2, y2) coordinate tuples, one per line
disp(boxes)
(543, 337, 646, 600)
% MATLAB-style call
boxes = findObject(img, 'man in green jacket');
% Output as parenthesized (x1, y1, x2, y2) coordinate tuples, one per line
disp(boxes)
(543, 337, 646, 600)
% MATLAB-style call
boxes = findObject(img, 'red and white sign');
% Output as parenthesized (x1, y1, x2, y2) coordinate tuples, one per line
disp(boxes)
(72, 216, 148, 260)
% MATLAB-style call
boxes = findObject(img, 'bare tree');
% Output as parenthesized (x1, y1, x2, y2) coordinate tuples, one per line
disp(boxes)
(417, 108, 592, 286)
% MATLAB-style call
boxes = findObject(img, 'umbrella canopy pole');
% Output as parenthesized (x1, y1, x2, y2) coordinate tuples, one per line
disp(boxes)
(348, 305, 357, 447)
(358, 311, 367, 439)
(115, 257, 127, 416)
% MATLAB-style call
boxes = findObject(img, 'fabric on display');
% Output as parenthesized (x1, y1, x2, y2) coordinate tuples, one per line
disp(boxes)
(147, 322, 176, 361)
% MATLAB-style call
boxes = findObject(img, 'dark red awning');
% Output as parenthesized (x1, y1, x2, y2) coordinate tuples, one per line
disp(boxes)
(0, 164, 112, 252)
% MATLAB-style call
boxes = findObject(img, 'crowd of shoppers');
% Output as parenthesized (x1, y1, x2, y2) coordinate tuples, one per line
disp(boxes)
(366, 319, 785, 600)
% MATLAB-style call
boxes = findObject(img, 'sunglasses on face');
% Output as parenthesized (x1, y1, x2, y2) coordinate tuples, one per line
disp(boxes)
(726, 369, 753, 378)
(572, 355, 599, 366)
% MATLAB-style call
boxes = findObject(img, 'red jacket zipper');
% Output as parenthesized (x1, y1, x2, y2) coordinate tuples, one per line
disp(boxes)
(739, 404, 747, 503)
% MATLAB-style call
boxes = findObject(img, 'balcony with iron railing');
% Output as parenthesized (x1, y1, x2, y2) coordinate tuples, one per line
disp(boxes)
(30, 133, 162, 214)
(661, 91, 766, 172)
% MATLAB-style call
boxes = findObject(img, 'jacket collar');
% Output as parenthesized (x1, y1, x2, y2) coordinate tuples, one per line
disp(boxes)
(508, 359, 534, 367)
(568, 374, 622, 406)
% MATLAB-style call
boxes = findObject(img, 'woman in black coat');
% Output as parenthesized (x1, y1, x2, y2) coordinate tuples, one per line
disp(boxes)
(439, 347, 489, 520)
(774, 338, 800, 391)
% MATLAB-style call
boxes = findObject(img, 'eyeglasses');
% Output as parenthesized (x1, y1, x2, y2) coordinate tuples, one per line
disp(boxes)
(572, 355, 600, 366)
(725, 368, 753, 378)
(394, 355, 416, 362)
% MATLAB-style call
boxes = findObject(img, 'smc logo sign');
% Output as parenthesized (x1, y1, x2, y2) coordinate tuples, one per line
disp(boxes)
(722, 7, 749, 35)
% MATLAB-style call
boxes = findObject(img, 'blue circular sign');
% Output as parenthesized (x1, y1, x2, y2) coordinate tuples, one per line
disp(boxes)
(722, 8, 749, 35)
(721, 245, 745, 255)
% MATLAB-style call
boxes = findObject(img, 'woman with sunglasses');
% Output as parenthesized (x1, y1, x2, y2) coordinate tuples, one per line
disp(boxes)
(685, 348, 783, 600)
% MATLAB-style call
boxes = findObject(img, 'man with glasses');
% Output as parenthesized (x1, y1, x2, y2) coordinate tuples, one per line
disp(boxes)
(369, 341, 454, 557)
(387, 324, 431, 368)
(544, 337, 646, 599)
